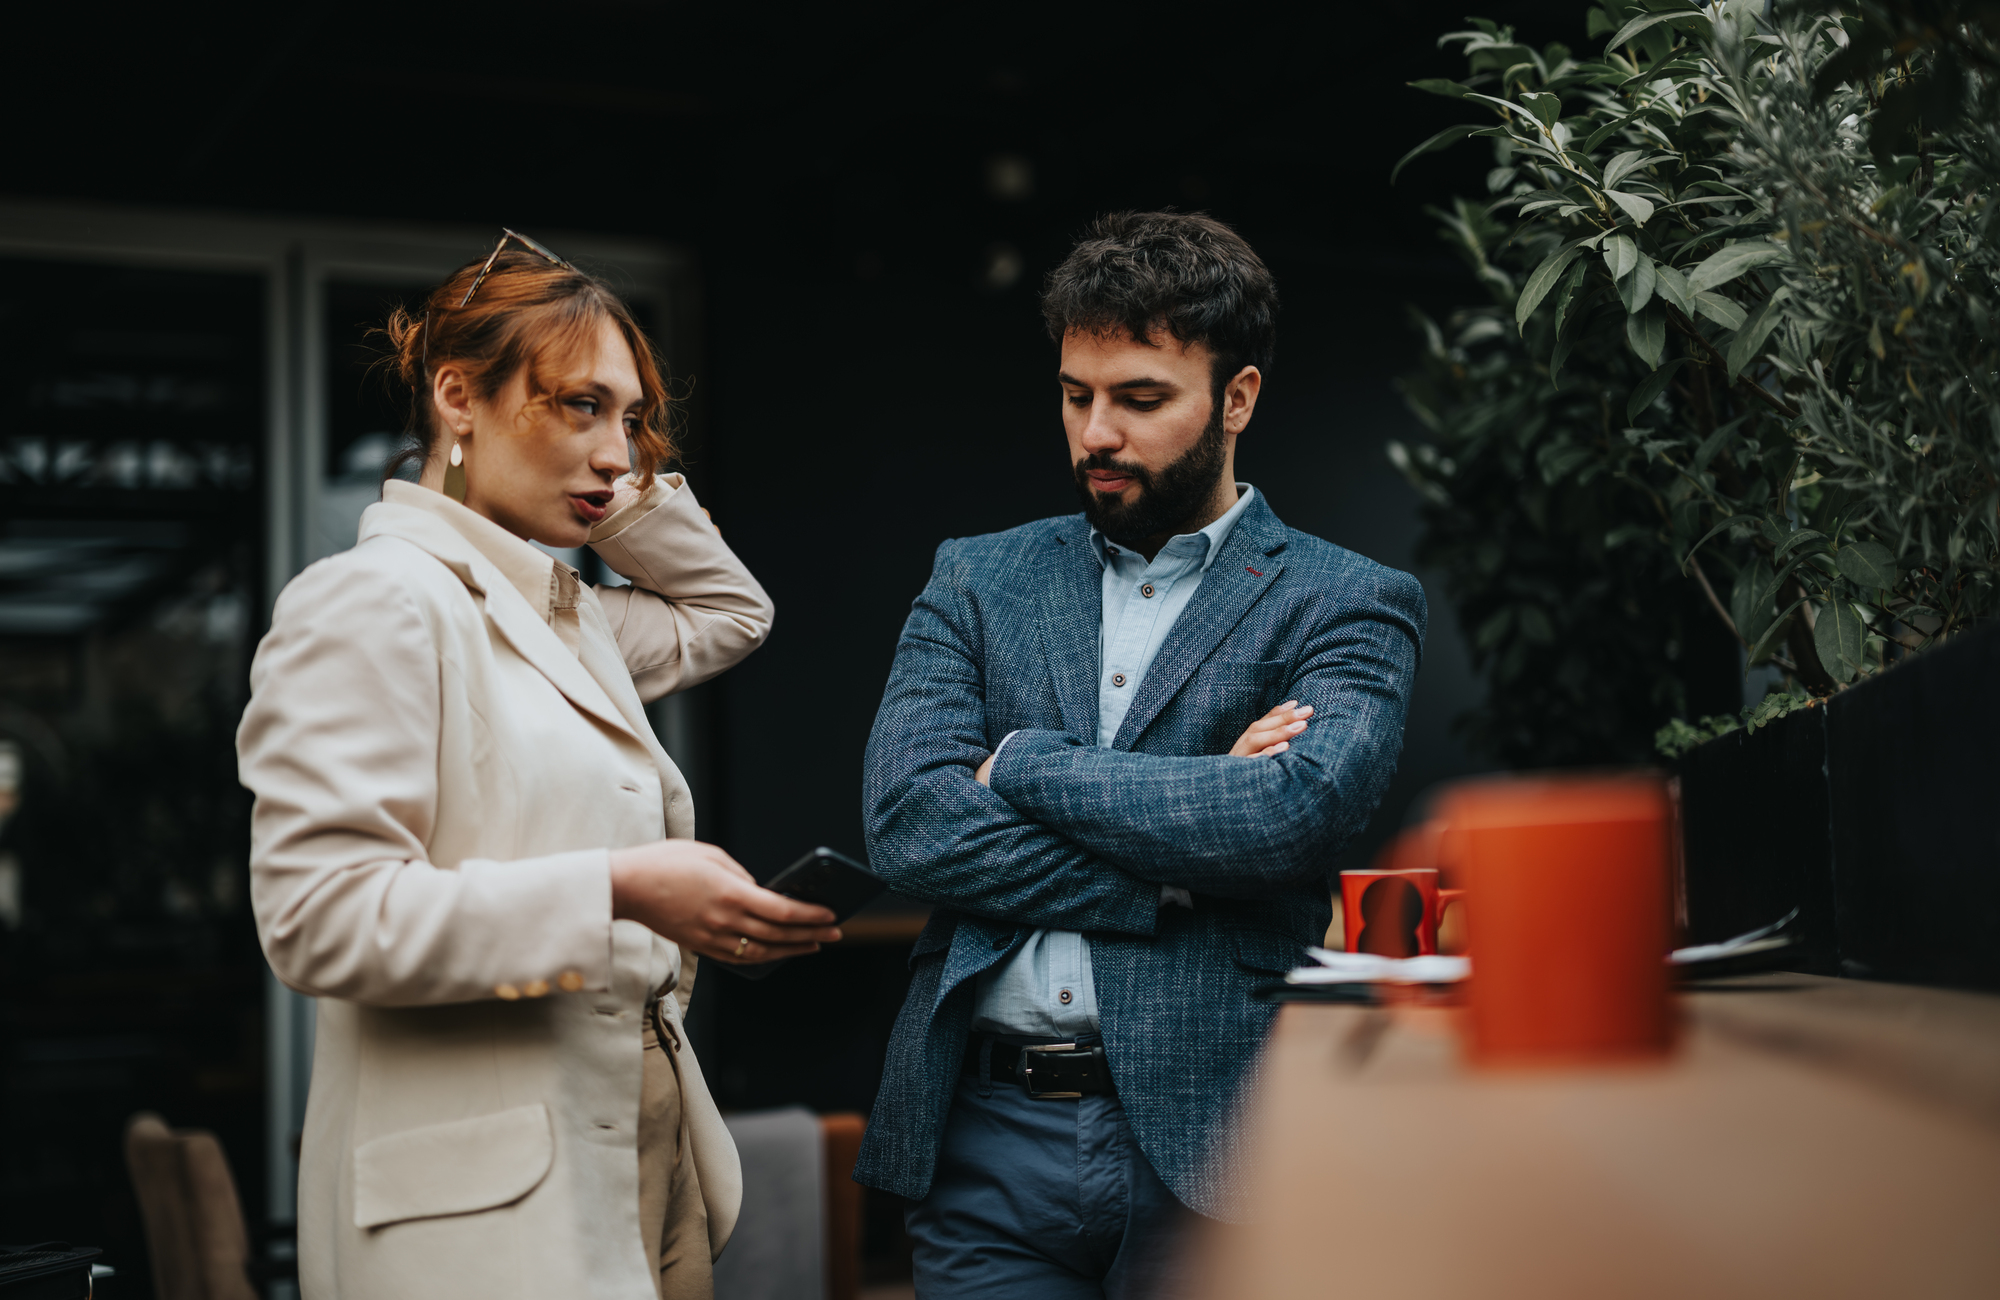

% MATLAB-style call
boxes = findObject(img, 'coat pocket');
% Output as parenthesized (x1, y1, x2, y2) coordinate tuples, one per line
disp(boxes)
(1231, 928, 1308, 976)
(353, 1102, 553, 1229)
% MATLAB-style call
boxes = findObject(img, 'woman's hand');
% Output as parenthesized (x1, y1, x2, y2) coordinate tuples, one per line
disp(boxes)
(608, 839, 842, 964)
(1230, 701, 1313, 757)
(605, 476, 646, 519)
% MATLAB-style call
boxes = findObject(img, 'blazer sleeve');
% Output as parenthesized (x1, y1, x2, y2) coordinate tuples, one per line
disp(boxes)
(985, 566, 1426, 898)
(588, 474, 774, 703)
(863, 540, 1164, 935)
(239, 551, 617, 1007)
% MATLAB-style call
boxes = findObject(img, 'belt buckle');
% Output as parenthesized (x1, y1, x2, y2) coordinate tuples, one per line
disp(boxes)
(1017, 1043, 1084, 1099)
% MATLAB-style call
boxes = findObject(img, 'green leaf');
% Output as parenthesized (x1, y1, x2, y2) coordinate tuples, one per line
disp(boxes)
(1619, 253, 1658, 313)
(1813, 601, 1865, 683)
(1687, 241, 1787, 293)
(1605, 9, 1711, 54)
(1463, 92, 1547, 126)
(1652, 263, 1693, 313)
(1579, 117, 1627, 155)
(1629, 356, 1689, 422)
(1626, 304, 1666, 368)
(1605, 189, 1656, 226)
(1391, 124, 1481, 183)
(1834, 540, 1897, 590)
(1408, 79, 1472, 98)
(1586, 5, 1616, 38)
(1552, 257, 1591, 337)
(1693, 291, 1747, 330)
(1602, 233, 1638, 281)
(1732, 558, 1776, 644)
(1516, 243, 1584, 332)
(1725, 289, 1790, 381)
(1772, 529, 1828, 562)
(1520, 91, 1563, 127)
(1746, 597, 1807, 666)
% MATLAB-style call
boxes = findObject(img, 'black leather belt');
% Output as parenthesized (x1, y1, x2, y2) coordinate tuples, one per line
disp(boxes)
(962, 1034, 1116, 1098)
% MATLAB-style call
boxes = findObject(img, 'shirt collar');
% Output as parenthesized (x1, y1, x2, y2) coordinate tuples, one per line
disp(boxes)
(1090, 483, 1258, 573)
(380, 479, 565, 623)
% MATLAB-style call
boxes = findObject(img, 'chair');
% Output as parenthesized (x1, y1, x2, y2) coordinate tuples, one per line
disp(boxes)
(819, 1113, 866, 1300)
(122, 1113, 258, 1300)
(714, 1109, 869, 1300)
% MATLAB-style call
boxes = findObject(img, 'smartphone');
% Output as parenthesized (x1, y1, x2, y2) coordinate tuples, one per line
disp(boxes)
(763, 846, 887, 922)
(721, 847, 886, 980)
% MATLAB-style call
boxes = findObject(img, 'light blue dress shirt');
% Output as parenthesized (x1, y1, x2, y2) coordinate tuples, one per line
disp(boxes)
(969, 484, 1259, 1036)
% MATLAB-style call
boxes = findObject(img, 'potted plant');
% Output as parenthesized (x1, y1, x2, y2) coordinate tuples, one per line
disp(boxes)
(1390, 0, 2000, 985)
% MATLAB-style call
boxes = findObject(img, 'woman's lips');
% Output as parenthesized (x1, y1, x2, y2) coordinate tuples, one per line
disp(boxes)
(570, 494, 610, 524)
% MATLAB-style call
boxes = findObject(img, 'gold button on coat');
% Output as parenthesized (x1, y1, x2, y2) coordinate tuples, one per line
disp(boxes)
(557, 970, 584, 992)
(494, 983, 521, 1000)
(523, 979, 550, 998)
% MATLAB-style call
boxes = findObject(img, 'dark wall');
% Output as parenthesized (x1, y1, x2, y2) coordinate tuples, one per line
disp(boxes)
(7, 2, 1590, 873)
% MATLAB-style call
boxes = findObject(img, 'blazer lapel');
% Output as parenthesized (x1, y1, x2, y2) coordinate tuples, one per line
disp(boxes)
(1036, 518, 1105, 740)
(360, 502, 641, 745)
(1109, 495, 1288, 751)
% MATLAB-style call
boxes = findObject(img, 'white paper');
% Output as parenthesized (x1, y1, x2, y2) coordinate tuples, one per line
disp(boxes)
(1288, 948, 1470, 984)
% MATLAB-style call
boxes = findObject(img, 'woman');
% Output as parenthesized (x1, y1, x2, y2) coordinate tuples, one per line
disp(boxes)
(237, 232, 839, 1300)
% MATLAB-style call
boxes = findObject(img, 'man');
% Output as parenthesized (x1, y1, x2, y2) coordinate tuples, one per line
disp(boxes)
(854, 211, 1425, 1297)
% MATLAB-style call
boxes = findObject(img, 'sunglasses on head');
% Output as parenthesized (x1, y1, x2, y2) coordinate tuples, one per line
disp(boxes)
(458, 228, 576, 308)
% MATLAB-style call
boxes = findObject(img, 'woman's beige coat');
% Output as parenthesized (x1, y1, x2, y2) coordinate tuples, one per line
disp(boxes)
(238, 476, 771, 1299)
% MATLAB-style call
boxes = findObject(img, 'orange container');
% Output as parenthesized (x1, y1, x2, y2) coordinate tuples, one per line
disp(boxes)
(1435, 772, 1674, 1065)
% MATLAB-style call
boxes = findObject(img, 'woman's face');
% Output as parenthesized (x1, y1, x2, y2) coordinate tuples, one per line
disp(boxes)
(428, 316, 642, 548)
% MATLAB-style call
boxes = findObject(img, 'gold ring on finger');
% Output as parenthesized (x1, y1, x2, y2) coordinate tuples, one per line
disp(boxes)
(735, 935, 750, 957)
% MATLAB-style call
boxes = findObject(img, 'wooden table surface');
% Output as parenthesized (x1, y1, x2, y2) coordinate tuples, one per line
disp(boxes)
(1183, 974, 2000, 1299)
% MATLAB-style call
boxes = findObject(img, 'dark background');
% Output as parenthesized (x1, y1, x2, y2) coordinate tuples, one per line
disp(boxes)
(1, 1, 1583, 1288)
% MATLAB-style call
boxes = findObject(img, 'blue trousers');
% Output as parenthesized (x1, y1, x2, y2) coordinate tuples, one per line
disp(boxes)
(905, 1070, 1195, 1299)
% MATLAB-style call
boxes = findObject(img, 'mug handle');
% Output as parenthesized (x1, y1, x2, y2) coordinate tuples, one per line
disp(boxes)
(1435, 889, 1466, 951)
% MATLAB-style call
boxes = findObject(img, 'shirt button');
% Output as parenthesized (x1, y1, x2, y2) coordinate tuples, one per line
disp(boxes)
(1112, 673, 1126, 687)
(1141, 584, 1155, 598)
(1059, 988, 1074, 1005)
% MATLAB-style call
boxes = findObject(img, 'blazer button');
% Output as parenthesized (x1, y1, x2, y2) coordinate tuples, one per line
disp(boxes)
(1112, 673, 1126, 687)
(1140, 584, 1155, 598)
(558, 970, 585, 992)
(1059, 988, 1074, 1005)
(522, 979, 550, 998)
(494, 983, 521, 1000)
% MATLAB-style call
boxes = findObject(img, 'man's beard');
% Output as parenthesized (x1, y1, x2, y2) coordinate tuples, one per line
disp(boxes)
(1072, 402, 1227, 548)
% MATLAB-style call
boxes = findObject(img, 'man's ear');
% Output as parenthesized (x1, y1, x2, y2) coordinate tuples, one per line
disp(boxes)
(431, 363, 474, 439)
(1222, 365, 1262, 435)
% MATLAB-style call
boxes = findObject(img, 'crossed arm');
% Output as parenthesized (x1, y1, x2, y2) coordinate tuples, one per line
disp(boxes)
(980, 591, 1421, 899)
(864, 543, 1424, 920)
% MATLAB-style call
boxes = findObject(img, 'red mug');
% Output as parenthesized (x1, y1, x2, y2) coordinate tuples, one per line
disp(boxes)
(1340, 866, 1463, 958)
(1433, 772, 1675, 1064)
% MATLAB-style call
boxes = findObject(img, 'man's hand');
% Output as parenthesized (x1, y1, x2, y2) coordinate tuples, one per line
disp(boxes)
(974, 753, 996, 786)
(1230, 701, 1313, 757)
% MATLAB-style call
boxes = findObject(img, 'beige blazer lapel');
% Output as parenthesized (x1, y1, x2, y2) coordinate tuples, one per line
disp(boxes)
(358, 502, 640, 745)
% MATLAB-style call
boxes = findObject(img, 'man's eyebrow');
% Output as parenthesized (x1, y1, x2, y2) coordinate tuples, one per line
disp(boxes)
(1056, 371, 1181, 391)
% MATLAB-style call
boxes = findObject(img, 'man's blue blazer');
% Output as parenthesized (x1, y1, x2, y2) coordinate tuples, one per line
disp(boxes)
(852, 492, 1426, 1218)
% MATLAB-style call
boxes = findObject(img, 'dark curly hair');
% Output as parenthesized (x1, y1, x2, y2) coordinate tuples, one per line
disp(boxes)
(1041, 210, 1278, 398)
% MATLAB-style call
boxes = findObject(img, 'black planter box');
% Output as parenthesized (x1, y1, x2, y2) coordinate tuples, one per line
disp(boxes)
(1678, 703, 1839, 974)
(1678, 620, 2000, 991)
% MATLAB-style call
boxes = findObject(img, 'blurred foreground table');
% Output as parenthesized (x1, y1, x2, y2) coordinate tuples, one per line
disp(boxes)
(1184, 974, 2000, 1299)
